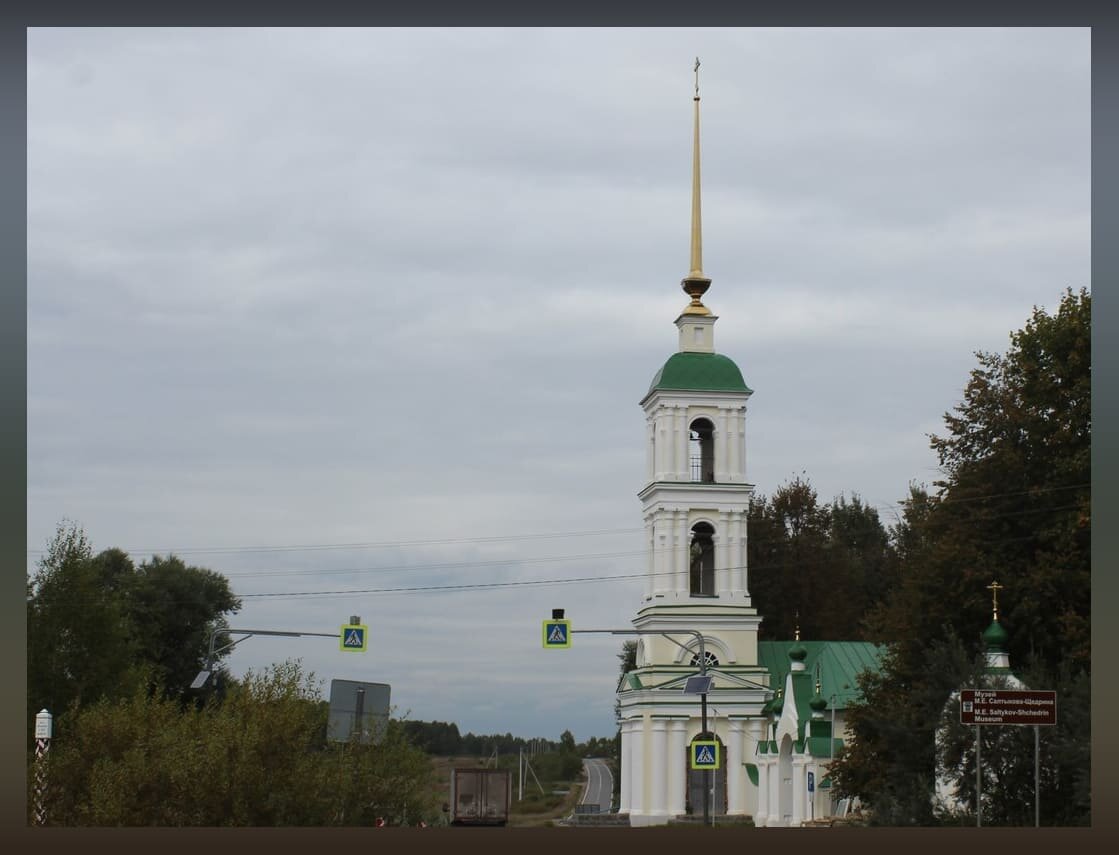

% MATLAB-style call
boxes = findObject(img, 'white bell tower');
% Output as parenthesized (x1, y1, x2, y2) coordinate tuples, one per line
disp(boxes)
(617, 59, 771, 827)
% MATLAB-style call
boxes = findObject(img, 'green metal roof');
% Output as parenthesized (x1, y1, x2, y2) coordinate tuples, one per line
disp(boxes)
(646, 352, 751, 396)
(757, 641, 887, 711)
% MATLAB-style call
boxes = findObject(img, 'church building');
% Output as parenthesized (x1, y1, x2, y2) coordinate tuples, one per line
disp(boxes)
(614, 64, 885, 827)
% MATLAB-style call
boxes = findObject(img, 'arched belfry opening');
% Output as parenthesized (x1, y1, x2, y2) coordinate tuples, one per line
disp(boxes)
(689, 418, 715, 483)
(689, 522, 715, 596)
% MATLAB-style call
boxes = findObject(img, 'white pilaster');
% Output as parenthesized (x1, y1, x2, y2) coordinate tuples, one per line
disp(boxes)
(675, 510, 688, 595)
(620, 719, 632, 813)
(792, 758, 805, 826)
(768, 751, 781, 827)
(669, 719, 688, 817)
(657, 411, 668, 481)
(671, 407, 683, 480)
(729, 512, 743, 592)
(726, 719, 744, 814)
(654, 511, 665, 596)
(716, 512, 730, 595)
(717, 407, 729, 481)
(631, 717, 646, 815)
(650, 719, 668, 816)
(738, 409, 747, 480)
(756, 760, 769, 826)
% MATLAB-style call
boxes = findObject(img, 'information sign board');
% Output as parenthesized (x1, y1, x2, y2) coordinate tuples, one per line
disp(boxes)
(960, 689, 1056, 726)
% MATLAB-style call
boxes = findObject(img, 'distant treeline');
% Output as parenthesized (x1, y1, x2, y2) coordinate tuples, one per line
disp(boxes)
(401, 720, 614, 760)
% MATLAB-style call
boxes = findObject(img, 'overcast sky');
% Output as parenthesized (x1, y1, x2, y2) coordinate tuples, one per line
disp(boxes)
(26, 27, 1090, 741)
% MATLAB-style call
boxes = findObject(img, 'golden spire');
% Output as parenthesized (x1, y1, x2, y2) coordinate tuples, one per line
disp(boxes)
(987, 580, 1004, 621)
(690, 56, 703, 278)
(681, 56, 712, 316)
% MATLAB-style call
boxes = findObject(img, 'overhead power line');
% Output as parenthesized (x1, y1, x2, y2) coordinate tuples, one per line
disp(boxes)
(25, 526, 643, 557)
(24, 481, 1088, 558)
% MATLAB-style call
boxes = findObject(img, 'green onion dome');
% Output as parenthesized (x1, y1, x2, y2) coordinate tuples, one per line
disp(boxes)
(983, 619, 1009, 651)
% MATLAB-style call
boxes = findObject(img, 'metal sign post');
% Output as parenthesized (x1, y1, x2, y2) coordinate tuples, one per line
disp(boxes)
(976, 724, 981, 827)
(34, 709, 52, 826)
(961, 689, 1057, 827)
(1035, 725, 1040, 828)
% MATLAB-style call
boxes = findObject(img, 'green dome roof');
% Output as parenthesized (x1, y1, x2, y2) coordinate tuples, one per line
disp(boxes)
(788, 642, 808, 662)
(647, 352, 751, 396)
(983, 619, 1009, 650)
(809, 692, 828, 714)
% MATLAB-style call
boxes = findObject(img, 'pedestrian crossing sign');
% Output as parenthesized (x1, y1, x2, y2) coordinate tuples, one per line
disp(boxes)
(542, 619, 571, 648)
(340, 624, 368, 652)
(690, 740, 720, 770)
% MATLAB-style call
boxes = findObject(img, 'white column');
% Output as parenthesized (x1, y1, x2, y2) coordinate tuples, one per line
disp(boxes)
(645, 515, 655, 599)
(656, 512, 668, 597)
(671, 407, 680, 481)
(716, 512, 729, 596)
(726, 719, 744, 814)
(756, 760, 769, 826)
(650, 718, 668, 816)
(646, 417, 655, 483)
(768, 744, 781, 826)
(717, 407, 729, 481)
(738, 408, 747, 481)
(631, 716, 646, 816)
(729, 512, 743, 593)
(792, 759, 805, 826)
(657, 410, 669, 481)
(748, 720, 765, 821)
(738, 511, 749, 597)
(620, 719, 632, 813)
(669, 719, 688, 817)
(726, 406, 738, 481)
(675, 510, 688, 595)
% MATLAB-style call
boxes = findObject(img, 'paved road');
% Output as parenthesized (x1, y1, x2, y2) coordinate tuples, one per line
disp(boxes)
(580, 758, 614, 813)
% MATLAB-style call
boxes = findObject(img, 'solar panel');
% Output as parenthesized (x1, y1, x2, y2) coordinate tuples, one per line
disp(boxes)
(683, 675, 713, 695)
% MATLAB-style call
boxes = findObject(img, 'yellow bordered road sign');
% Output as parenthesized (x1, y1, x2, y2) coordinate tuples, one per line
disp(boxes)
(542, 619, 571, 648)
(340, 624, 368, 652)
(690, 740, 720, 770)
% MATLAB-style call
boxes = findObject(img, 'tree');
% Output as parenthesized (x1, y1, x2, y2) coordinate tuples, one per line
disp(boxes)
(27, 523, 145, 725)
(839, 289, 1091, 825)
(748, 476, 893, 640)
(129, 554, 241, 693)
(27, 522, 242, 730)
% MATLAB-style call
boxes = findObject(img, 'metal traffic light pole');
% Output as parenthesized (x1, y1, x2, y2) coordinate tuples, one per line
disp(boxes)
(192, 626, 345, 689)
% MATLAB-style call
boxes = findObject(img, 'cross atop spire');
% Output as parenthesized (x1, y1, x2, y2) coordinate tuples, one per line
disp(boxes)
(694, 56, 701, 98)
(987, 580, 1004, 621)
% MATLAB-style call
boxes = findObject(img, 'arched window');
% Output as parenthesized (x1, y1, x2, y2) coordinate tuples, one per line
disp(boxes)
(689, 522, 715, 596)
(689, 650, 720, 669)
(689, 418, 714, 483)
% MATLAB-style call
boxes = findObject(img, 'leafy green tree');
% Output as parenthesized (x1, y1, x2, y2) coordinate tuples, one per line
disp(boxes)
(129, 554, 240, 694)
(839, 289, 1090, 825)
(27, 523, 145, 725)
(27, 522, 242, 732)
(748, 477, 893, 640)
